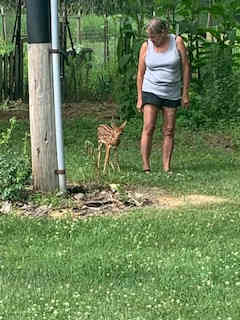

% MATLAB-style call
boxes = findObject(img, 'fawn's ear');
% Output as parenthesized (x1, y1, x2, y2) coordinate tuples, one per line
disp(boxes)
(111, 122, 117, 129)
(120, 120, 127, 129)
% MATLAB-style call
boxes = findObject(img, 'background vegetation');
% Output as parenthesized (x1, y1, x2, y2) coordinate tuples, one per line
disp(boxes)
(0, 2, 240, 318)
(0, 0, 239, 126)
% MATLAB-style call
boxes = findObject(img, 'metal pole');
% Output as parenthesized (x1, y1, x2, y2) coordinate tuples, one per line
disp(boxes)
(50, 0, 66, 193)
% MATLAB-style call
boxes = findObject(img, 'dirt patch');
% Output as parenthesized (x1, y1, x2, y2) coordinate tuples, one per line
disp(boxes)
(64, 101, 118, 121)
(130, 186, 228, 210)
(154, 194, 227, 209)
(0, 102, 29, 121)
(0, 185, 229, 219)
(203, 133, 237, 151)
(0, 101, 118, 122)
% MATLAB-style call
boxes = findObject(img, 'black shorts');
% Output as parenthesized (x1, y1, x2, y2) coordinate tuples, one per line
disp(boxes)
(142, 91, 181, 109)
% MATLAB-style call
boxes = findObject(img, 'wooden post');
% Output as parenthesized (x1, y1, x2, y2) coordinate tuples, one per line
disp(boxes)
(27, 0, 59, 192)
(28, 44, 58, 191)
(0, 7, 6, 40)
(15, 39, 24, 99)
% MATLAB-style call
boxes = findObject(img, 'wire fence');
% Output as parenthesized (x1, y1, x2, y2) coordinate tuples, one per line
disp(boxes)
(0, 13, 120, 102)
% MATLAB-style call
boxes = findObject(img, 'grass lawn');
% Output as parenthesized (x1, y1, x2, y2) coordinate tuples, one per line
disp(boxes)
(1, 204, 240, 319)
(1, 111, 240, 319)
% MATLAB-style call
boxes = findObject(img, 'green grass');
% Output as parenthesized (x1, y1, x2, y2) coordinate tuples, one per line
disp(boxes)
(1, 204, 240, 319)
(1, 115, 240, 319)
(63, 115, 240, 201)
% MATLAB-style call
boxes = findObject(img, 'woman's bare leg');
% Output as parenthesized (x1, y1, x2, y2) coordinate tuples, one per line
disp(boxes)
(161, 107, 177, 172)
(141, 104, 158, 171)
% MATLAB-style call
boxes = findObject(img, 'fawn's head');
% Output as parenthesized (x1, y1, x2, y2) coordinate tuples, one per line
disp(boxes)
(110, 120, 127, 146)
(97, 120, 127, 147)
(112, 119, 126, 132)
(111, 120, 127, 132)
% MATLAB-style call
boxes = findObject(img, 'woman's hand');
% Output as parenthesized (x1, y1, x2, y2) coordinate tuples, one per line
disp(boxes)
(176, 36, 190, 109)
(136, 98, 143, 113)
(181, 91, 190, 108)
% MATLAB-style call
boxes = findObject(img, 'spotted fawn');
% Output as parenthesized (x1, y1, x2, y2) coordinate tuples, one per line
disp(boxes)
(97, 121, 127, 173)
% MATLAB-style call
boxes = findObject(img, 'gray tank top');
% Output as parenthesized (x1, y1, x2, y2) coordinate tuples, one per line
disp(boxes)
(142, 34, 182, 100)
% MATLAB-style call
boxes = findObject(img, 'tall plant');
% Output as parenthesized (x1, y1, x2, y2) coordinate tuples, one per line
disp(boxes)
(112, 0, 154, 119)
(114, 16, 140, 119)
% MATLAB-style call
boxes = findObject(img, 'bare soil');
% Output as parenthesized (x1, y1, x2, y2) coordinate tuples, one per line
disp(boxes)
(0, 185, 229, 219)
(0, 100, 118, 122)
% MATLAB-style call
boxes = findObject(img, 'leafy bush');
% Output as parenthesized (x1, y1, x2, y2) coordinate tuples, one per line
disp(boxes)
(0, 152, 31, 201)
(178, 47, 240, 129)
(0, 39, 14, 56)
(87, 63, 116, 103)
(0, 118, 31, 201)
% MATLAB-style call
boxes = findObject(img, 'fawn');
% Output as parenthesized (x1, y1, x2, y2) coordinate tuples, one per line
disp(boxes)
(97, 120, 127, 173)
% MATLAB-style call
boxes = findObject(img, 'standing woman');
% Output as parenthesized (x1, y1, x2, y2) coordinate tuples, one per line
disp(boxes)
(137, 18, 190, 173)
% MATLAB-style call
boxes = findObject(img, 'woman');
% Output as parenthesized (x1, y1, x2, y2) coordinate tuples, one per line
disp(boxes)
(137, 18, 190, 173)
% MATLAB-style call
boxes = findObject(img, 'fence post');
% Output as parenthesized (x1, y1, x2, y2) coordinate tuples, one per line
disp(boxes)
(0, 7, 6, 40)
(15, 39, 24, 99)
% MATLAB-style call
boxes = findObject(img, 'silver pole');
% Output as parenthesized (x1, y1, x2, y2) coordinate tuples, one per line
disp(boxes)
(50, 0, 66, 193)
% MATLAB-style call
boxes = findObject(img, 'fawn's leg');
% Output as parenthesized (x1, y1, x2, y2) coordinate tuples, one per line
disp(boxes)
(110, 149, 120, 171)
(97, 142, 103, 168)
(140, 104, 158, 171)
(103, 145, 111, 173)
(109, 149, 115, 170)
(114, 149, 120, 171)
(161, 107, 177, 172)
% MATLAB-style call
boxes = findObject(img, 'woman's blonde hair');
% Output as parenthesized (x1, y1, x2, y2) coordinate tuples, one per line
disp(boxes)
(146, 18, 168, 35)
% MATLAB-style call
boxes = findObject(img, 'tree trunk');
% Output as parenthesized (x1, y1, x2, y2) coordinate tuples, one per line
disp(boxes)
(28, 43, 58, 192)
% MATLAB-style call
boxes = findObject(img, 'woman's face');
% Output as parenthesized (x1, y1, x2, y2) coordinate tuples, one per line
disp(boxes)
(147, 29, 168, 47)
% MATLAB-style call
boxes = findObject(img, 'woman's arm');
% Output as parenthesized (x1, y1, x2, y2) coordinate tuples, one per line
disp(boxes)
(136, 42, 147, 112)
(176, 36, 190, 108)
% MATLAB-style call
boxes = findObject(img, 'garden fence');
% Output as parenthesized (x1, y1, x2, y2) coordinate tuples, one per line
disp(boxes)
(0, 42, 24, 103)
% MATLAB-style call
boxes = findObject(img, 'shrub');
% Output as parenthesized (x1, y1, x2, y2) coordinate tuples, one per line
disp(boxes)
(178, 48, 240, 129)
(0, 118, 31, 201)
(0, 152, 31, 201)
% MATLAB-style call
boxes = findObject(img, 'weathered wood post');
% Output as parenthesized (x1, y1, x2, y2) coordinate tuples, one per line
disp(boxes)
(26, 0, 59, 192)
(0, 7, 6, 41)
